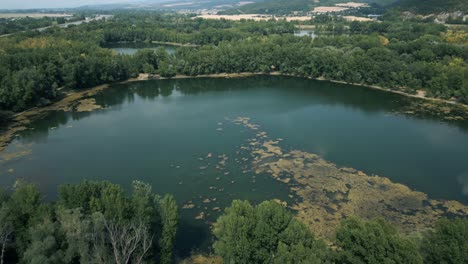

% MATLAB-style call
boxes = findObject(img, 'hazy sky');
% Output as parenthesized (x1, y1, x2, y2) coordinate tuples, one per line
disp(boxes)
(1, 0, 145, 9)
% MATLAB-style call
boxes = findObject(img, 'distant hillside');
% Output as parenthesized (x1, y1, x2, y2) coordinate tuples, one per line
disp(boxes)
(220, 0, 310, 14)
(79, 0, 264, 11)
(220, 0, 399, 15)
(392, 0, 468, 14)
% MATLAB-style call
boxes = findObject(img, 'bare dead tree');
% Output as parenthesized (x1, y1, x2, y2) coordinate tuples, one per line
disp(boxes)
(134, 226, 152, 264)
(91, 221, 111, 264)
(0, 223, 13, 264)
(103, 219, 153, 264)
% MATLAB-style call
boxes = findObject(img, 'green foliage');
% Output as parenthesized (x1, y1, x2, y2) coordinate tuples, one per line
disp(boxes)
(158, 195, 179, 264)
(422, 218, 468, 264)
(213, 200, 327, 263)
(171, 33, 467, 102)
(0, 181, 179, 263)
(0, 179, 466, 264)
(0, 16, 68, 35)
(0, 38, 136, 111)
(56, 208, 94, 263)
(334, 218, 422, 264)
(22, 217, 64, 264)
(393, 0, 468, 14)
(1, 13, 466, 113)
(220, 0, 398, 15)
(220, 0, 314, 15)
(6, 182, 45, 255)
(100, 14, 294, 45)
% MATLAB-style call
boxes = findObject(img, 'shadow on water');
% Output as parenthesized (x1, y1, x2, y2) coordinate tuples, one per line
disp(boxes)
(175, 217, 212, 259)
(18, 76, 468, 144)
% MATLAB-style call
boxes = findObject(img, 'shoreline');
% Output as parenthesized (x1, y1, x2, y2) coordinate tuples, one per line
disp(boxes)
(1, 72, 467, 152)
(151, 41, 199, 47)
(154, 72, 467, 109)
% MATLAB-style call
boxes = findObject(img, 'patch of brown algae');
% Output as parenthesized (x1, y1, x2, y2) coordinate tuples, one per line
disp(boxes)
(75, 98, 102, 112)
(0, 84, 108, 152)
(232, 116, 468, 240)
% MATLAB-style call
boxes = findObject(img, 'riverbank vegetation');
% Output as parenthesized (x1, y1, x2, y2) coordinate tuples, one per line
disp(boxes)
(0, 15, 84, 35)
(0, 182, 466, 263)
(0, 180, 178, 264)
(0, 13, 468, 117)
(0, 12, 466, 118)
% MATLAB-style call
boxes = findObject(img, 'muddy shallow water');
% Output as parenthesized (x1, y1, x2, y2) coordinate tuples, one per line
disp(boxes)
(1, 76, 468, 256)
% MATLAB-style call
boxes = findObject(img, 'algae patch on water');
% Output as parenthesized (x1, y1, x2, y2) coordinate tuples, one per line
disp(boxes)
(75, 98, 103, 112)
(231, 116, 468, 240)
(0, 84, 108, 152)
(0, 142, 33, 163)
(396, 99, 468, 122)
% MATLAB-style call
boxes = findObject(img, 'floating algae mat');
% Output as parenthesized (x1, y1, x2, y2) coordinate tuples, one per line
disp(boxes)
(231, 116, 468, 239)
(0, 76, 467, 255)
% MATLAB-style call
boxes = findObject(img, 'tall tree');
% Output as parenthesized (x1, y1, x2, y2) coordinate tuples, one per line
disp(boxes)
(334, 218, 422, 264)
(213, 200, 327, 263)
(422, 218, 468, 264)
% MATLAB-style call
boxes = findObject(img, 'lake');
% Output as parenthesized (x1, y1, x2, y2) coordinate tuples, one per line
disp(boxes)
(1, 76, 468, 256)
(294, 29, 317, 38)
(104, 42, 177, 55)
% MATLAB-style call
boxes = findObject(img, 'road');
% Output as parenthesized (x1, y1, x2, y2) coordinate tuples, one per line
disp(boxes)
(0, 15, 112, 38)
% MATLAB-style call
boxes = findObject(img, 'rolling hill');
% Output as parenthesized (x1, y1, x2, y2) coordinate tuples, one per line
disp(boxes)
(220, 0, 467, 15)
(220, 0, 400, 14)
(392, 0, 468, 14)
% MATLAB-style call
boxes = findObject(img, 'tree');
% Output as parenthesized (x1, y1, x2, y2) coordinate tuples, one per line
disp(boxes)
(22, 217, 64, 264)
(213, 200, 327, 263)
(102, 216, 153, 264)
(422, 218, 468, 264)
(0, 204, 13, 264)
(134, 49, 159, 73)
(158, 195, 178, 264)
(6, 182, 44, 255)
(213, 200, 256, 263)
(334, 218, 422, 264)
(158, 61, 176, 78)
(57, 207, 96, 263)
(57, 181, 178, 263)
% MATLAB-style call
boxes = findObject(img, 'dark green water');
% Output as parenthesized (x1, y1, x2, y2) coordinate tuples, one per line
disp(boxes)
(1, 76, 468, 255)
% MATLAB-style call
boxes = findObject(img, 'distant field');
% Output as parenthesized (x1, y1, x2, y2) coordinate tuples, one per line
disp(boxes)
(0, 13, 72, 18)
(343, 16, 374, 22)
(335, 2, 368, 8)
(197, 14, 311, 21)
(312, 6, 349, 13)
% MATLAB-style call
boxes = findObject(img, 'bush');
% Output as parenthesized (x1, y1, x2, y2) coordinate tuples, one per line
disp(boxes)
(334, 218, 422, 264)
(213, 200, 327, 264)
(422, 218, 468, 264)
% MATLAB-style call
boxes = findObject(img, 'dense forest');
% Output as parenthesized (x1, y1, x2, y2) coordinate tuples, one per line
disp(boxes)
(0, 181, 466, 263)
(0, 15, 84, 35)
(0, 12, 466, 123)
(220, 0, 466, 15)
(392, 0, 468, 14)
(219, 0, 398, 15)
(0, 181, 178, 263)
